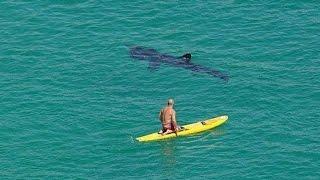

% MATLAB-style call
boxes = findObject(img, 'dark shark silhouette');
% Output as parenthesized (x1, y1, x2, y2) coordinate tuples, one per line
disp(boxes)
(129, 46, 229, 81)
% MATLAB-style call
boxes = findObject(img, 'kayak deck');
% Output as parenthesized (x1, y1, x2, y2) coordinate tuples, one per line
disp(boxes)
(136, 115, 228, 142)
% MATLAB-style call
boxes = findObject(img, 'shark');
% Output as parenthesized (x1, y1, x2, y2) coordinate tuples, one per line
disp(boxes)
(129, 46, 229, 82)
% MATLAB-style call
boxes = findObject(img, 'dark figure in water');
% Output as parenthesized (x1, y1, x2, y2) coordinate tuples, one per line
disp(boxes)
(129, 46, 229, 81)
(180, 53, 192, 63)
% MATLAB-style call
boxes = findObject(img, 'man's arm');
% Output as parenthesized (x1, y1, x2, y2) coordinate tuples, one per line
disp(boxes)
(159, 109, 163, 122)
(171, 110, 178, 131)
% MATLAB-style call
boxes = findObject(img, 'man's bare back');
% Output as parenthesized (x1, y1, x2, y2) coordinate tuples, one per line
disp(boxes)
(158, 99, 178, 135)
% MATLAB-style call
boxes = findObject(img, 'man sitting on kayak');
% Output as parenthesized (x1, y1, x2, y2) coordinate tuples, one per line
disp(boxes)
(158, 99, 180, 135)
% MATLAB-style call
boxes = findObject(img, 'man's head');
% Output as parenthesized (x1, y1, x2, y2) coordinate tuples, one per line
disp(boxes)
(167, 99, 174, 106)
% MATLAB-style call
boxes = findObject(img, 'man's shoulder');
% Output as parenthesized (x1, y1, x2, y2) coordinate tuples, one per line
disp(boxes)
(168, 107, 175, 113)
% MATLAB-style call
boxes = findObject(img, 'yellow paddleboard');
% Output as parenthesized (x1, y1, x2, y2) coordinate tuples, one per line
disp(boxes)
(136, 115, 228, 142)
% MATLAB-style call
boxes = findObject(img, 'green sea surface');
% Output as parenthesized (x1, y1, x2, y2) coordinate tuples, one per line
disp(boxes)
(1, 1, 319, 179)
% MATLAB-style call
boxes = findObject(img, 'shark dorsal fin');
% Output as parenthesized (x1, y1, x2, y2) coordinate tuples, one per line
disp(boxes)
(181, 53, 192, 63)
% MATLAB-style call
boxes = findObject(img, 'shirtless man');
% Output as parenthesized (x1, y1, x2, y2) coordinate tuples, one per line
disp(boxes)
(158, 99, 179, 135)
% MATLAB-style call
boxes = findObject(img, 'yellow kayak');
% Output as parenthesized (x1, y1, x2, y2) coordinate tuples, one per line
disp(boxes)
(136, 115, 228, 142)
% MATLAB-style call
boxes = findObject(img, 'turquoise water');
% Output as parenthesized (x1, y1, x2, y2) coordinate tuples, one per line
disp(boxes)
(1, 1, 319, 179)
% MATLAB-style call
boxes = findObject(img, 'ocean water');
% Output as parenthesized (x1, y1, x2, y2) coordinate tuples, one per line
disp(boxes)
(1, 0, 319, 179)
